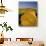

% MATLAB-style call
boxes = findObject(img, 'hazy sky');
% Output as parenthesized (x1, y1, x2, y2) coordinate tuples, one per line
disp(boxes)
(19, 2, 37, 9)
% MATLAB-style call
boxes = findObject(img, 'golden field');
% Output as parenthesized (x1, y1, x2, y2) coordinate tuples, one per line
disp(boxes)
(19, 8, 38, 26)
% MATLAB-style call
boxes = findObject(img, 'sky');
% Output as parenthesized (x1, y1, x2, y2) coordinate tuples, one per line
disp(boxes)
(19, 1, 37, 9)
